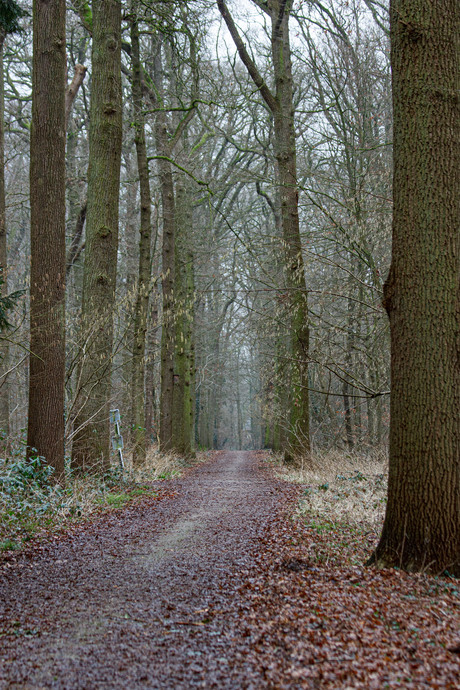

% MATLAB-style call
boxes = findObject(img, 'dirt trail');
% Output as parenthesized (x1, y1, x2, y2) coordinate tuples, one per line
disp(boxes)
(0, 451, 294, 689)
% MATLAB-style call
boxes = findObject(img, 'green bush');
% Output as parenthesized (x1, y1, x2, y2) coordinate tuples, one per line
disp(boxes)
(0, 455, 56, 494)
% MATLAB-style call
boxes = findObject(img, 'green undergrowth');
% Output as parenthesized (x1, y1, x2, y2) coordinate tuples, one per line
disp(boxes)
(267, 448, 389, 566)
(0, 445, 200, 555)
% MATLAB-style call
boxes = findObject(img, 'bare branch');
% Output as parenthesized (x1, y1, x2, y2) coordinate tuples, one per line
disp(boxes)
(216, 0, 277, 113)
(65, 64, 87, 130)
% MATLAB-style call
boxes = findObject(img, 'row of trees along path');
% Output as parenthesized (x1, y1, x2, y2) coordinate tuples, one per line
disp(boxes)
(0, 0, 458, 577)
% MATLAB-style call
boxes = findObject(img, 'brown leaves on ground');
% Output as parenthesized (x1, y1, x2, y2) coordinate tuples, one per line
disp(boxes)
(232, 502, 459, 688)
(0, 451, 458, 689)
(240, 453, 459, 687)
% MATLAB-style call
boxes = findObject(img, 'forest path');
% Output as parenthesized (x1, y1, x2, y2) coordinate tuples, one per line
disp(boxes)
(0, 451, 295, 689)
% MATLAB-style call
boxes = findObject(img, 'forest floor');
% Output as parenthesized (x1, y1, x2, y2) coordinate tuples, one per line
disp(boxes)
(0, 451, 458, 689)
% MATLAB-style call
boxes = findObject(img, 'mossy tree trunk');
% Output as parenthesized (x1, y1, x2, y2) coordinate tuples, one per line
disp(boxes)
(152, 38, 176, 453)
(369, 0, 459, 575)
(0, 29, 9, 447)
(172, 181, 195, 457)
(130, 6, 152, 467)
(72, 0, 122, 472)
(27, 0, 66, 476)
(271, 2, 310, 465)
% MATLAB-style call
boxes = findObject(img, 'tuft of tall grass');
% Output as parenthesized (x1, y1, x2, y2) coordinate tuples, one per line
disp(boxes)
(128, 446, 187, 483)
(273, 447, 388, 529)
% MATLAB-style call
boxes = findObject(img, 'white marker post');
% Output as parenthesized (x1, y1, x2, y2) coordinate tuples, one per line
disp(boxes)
(110, 409, 124, 471)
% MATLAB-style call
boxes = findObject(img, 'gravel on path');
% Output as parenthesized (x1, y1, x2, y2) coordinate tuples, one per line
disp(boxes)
(0, 451, 296, 689)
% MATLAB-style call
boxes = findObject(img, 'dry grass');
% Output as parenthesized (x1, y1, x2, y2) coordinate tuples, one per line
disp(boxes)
(0, 446, 204, 553)
(127, 446, 188, 483)
(272, 447, 389, 530)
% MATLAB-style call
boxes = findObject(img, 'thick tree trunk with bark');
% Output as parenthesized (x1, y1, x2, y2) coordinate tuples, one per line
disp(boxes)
(27, 0, 66, 475)
(152, 40, 176, 453)
(130, 10, 152, 467)
(0, 29, 9, 446)
(72, 0, 122, 472)
(270, 1, 310, 464)
(172, 182, 195, 457)
(370, 0, 459, 575)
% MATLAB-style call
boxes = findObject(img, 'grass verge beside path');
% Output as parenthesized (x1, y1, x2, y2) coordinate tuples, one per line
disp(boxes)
(267, 448, 388, 567)
(254, 450, 459, 686)
(0, 446, 207, 556)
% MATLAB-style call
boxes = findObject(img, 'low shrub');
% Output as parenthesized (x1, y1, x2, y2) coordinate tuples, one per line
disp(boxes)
(0, 444, 193, 554)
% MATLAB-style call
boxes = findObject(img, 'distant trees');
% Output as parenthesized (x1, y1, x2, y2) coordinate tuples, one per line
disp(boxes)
(0, 0, 391, 467)
(294, 0, 392, 449)
(0, 0, 397, 470)
(369, 0, 459, 575)
(217, 0, 310, 465)
(0, 1, 27, 450)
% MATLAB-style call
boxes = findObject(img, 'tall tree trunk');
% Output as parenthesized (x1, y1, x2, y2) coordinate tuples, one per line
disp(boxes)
(130, 9, 152, 467)
(343, 286, 355, 452)
(119, 153, 138, 441)
(195, 297, 207, 448)
(27, 0, 66, 475)
(72, 0, 122, 472)
(236, 353, 242, 450)
(144, 299, 159, 446)
(186, 252, 196, 454)
(270, 2, 310, 465)
(152, 39, 176, 453)
(172, 181, 195, 457)
(369, 0, 459, 575)
(171, 185, 186, 455)
(0, 29, 9, 447)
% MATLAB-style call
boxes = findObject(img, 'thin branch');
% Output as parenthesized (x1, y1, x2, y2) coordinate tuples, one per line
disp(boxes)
(168, 106, 196, 152)
(65, 64, 87, 130)
(148, 155, 211, 189)
(216, 0, 277, 113)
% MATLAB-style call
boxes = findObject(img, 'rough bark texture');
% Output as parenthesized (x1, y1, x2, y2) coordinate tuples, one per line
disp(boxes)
(130, 9, 152, 467)
(172, 182, 195, 457)
(270, 1, 310, 465)
(371, 0, 459, 575)
(72, 0, 122, 472)
(0, 29, 9, 445)
(153, 40, 176, 453)
(27, 0, 66, 476)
